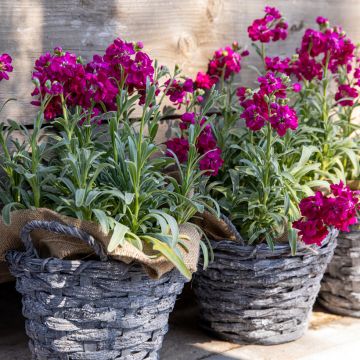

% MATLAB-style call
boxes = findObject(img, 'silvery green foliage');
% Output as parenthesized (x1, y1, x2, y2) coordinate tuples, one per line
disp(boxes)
(0, 66, 219, 279)
(294, 71, 360, 182)
(207, 73, 326, 252)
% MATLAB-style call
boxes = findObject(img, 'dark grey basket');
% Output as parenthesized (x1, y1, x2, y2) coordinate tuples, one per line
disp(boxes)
(193, 229, 337, 345)
(6, 220, 186, 360)
(319, 222, 360, 317)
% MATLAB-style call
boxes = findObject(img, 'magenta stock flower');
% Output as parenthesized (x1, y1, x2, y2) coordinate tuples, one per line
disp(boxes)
(179, 112, 195, 130)
(199, 148, 224, 176)
(335, 84, 358, 106)
(241, 92, 269, 131)
(248, 7, 288, 43)
(316, 16, 329, 25)
(264, 6, 281, 19)
(164, 78, 194, 105)
(197, 124, 217, 152)
(269, 104, 298, 136)
(258, 72, 287, 97)
(166, 137, 189, 163)
(166, 111, 224, 176)
(298, 191, 326, 219)
(31, 39, 157, 120)
(239, 71, 298, 136)
(293, 182, 359, 245)
(194, 43, 247, 90)
(194, 71, 216, 90)
(31, 48, 85, 119)
(293, 218, 329, 246)
(293, 83, 302, 92)
(323, 182, 359, 231)
(0, 53, 13, 81)
(265, 56, 292, 75)
(292, 53, 324, 81)
(207, 45, 245, 81)
(264, 17, 356, 83)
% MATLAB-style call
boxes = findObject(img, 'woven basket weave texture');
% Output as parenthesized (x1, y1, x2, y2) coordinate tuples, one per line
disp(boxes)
(319, 221, 360, 317)
(194, 229, 337, 345)
(6, 220, 186, 359)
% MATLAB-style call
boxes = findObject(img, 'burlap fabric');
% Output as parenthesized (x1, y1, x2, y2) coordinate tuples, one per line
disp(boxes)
(194, 211, 289, 244)
(0, 208, 201, 280)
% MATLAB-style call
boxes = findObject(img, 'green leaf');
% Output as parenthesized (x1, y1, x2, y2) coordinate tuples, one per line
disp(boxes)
(92, 209, 110, 234)
(289, 227, 298, 256)
(2, 202, 25, 225)
(151, 210, 179, 247)
(199, 240, 209, 269)
(107, 222, 130, 252)
(141, 235, 192, 280)
(75, 189, 86, 208)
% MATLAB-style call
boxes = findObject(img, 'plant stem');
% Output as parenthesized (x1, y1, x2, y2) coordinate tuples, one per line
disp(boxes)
(260, 43, 266, 70)
(264, 121, 272, 205)
(321, 53, 330, 172)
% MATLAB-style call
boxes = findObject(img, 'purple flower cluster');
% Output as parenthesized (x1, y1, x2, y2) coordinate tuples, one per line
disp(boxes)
(31, 39, 155, 120)
(0, 53, 13, 81)
(248, 6, 288, 43)
(293, 182, 359, 245)
(164, 78, 193, 105)
(265, 17, 356, 82)
(31, 47, 85, 120)
(237, 72, 298, 136)
(335, 84, 358, 106)
(194, 43, 248, 90)
(166, 112, 224, 176)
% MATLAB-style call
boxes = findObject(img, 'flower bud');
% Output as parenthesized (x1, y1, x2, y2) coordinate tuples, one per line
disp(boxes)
(160, 65, 169, 73)
(232, 41, 239, 50)
(45, 79, 51, 89)
(134, 41, 144, 51)
(53, 46, 63, 56)
(196, 88, 205, 96)
(32, 77, 40, 88)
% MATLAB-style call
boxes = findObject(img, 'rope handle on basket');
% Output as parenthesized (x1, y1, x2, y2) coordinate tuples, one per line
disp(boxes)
(20, 220, 109, 261)
(220, 214, 245, 245)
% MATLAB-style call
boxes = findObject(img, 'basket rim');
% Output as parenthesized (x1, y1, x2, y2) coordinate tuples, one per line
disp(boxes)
(206, 227, 338, 258)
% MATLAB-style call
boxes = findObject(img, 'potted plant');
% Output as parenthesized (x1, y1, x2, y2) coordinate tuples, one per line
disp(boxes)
(0, 52, 14, 284)
(0, 40, 216, 358)
(264, 14, 360, 317)
(188, 7, 360, 345)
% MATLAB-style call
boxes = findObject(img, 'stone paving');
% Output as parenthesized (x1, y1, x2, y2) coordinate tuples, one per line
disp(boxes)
(1, 283, 359, 360)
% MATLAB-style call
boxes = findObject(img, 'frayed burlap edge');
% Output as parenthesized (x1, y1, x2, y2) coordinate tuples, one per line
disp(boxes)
(0, 208, 201, 280)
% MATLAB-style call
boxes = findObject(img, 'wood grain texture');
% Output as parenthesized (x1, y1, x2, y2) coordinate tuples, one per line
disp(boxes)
(1, 0, 360, 123)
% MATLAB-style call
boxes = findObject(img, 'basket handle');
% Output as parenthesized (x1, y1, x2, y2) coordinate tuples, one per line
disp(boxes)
(20, 220, 109, 261)
(221, 214, 244, 245)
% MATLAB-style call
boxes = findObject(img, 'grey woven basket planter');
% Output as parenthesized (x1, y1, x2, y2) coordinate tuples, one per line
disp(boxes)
(6, 220, 187, 360)
(319, 221, 360, 317)
(193, 229, 337, 345)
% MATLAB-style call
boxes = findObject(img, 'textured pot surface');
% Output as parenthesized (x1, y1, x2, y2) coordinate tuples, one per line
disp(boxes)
(319, 222, 360, 317)
(6, 221, 186, 360)
(194, 230, 337, 345)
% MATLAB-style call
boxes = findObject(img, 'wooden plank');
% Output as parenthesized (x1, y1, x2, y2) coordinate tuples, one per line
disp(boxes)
(1, 0, 360, 124)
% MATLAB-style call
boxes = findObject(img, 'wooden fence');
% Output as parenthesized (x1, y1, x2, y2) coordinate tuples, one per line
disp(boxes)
(1, 0, 360, 123)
